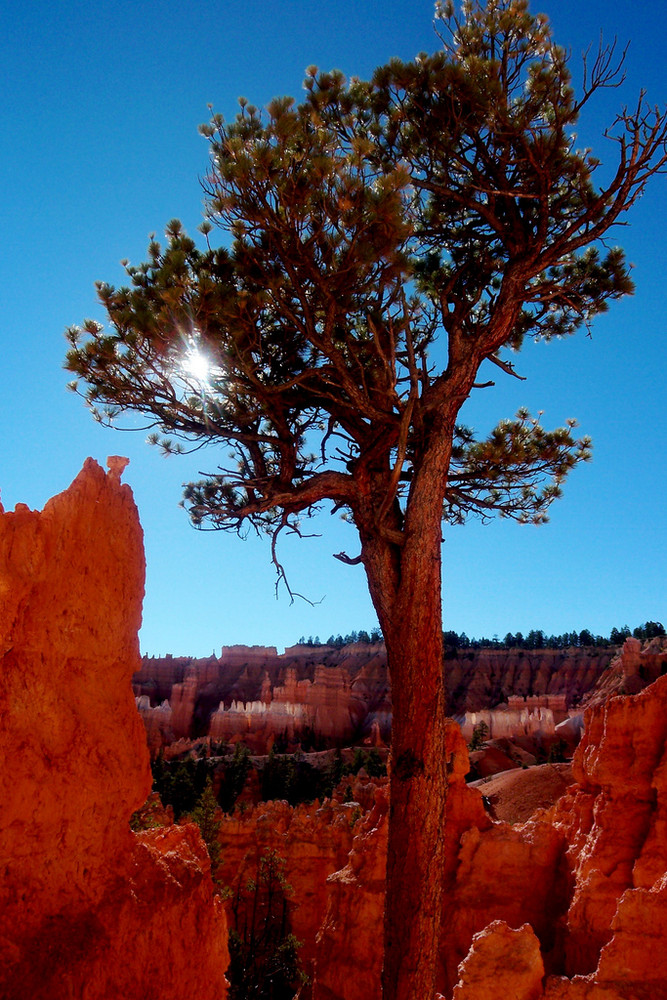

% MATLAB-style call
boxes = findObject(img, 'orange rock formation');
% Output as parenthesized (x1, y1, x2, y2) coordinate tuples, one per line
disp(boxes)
(0, 459, 228, 1000)
(545, 672, 667, 993)
(452, 921, 545, 1000)
(581, 634, 667, 706)
(312, 784, 390, 999)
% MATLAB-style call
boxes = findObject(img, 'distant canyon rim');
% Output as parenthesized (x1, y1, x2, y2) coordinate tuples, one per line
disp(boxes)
(134, 634, 665, 758)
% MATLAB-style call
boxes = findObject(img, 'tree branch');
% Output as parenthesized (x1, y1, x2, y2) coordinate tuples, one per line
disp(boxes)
(486, 354, 527, 380)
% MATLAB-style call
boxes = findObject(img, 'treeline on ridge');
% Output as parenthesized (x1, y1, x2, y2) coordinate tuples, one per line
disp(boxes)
(295, 621, 665, 650)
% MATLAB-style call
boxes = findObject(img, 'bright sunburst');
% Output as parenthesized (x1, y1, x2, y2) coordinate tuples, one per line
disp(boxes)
(182, 347, 211, 384)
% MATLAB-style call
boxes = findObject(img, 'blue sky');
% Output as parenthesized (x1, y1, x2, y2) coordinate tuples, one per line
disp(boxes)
(2, 1, 665, 655)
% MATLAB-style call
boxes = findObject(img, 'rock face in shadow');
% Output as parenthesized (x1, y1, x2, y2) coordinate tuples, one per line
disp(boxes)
(215, 777, 376, 984)
(309, 677, 667, 1000)
(0, 459, 228, 1000)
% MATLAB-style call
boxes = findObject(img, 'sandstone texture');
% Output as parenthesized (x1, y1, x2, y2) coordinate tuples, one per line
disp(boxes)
(0, 460, 228, 1000)
(547, 673, 667, 987)
(452, 920, 545, 1000)
(447, 648, 618, 713)
(470, 762, 573, 824)
(581, 636, 667, 707)
(311, 784, 390, 1000)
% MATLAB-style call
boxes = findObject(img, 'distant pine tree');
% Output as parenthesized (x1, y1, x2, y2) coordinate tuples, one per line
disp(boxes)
(189, 777, 222, 877)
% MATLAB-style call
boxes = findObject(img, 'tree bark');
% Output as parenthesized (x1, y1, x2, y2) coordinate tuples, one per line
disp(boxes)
(361, 498, 448, 1000)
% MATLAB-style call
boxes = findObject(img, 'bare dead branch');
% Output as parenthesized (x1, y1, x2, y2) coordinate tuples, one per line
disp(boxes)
(333, 551, 364, 565)
(487, 355, 527, 380)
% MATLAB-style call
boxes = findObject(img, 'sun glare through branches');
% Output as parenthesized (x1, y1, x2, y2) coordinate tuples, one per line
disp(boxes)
(181, 345, 212, 386)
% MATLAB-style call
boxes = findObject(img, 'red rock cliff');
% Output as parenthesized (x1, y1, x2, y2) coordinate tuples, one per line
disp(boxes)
(0, 459, 229, 1000)
(446, 674, 667, 999)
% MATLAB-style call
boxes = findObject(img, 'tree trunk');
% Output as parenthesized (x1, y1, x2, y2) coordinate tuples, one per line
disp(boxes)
(383, 544, 447, 999)
(362, 508, 448, 1000)
(350, 405, 461, 1000)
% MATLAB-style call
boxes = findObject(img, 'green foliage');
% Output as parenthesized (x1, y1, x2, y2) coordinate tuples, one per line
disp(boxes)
(129, 799, 165, 832)
(325, 748, 345, 792)
(443, 620, 664, 650)
(188, 776, 222, 876)
(348, 806, 363, 827)
(297, 621, 665, 651)
(227, 850, 307, 1000)
(632, 621, 665, 641)
(261, 748, 326, 805)
(364, 748, 386, 778)
(346, 747, 387, 780)
(219, 742, 251, 812)
(547, 739, 568, 764)
(469, 721, 489, 751)
(151, 753, 210, 820)
(446, 411, 591, 526)
(259, 744, 386, 806)
(261, 747, 296, 803)
(150, 744, 251, 822)
(299, 628, 383, 647)
(129, 811, 156, 832)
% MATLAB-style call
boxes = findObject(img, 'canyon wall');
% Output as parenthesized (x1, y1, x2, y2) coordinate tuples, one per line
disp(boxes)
(458, 693, 569, 743)
(134, 643, 640, 755)
(581, 634, 667, 705)
(0, 459, 229, 1000)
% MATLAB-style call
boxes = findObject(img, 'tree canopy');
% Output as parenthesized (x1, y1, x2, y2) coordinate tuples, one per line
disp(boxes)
(66, 0, 667, 571)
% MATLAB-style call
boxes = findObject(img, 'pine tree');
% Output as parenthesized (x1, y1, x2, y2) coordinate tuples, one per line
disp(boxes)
(189, 776, 222, 877)
(469, 720, 490, 750)
(228, 850, 306, 1000)
(220, 741, 251, 812)
(65, 3, 667, 996)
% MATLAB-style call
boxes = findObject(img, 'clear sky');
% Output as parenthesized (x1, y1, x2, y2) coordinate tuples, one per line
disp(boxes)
(2, 1, 665, 655)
